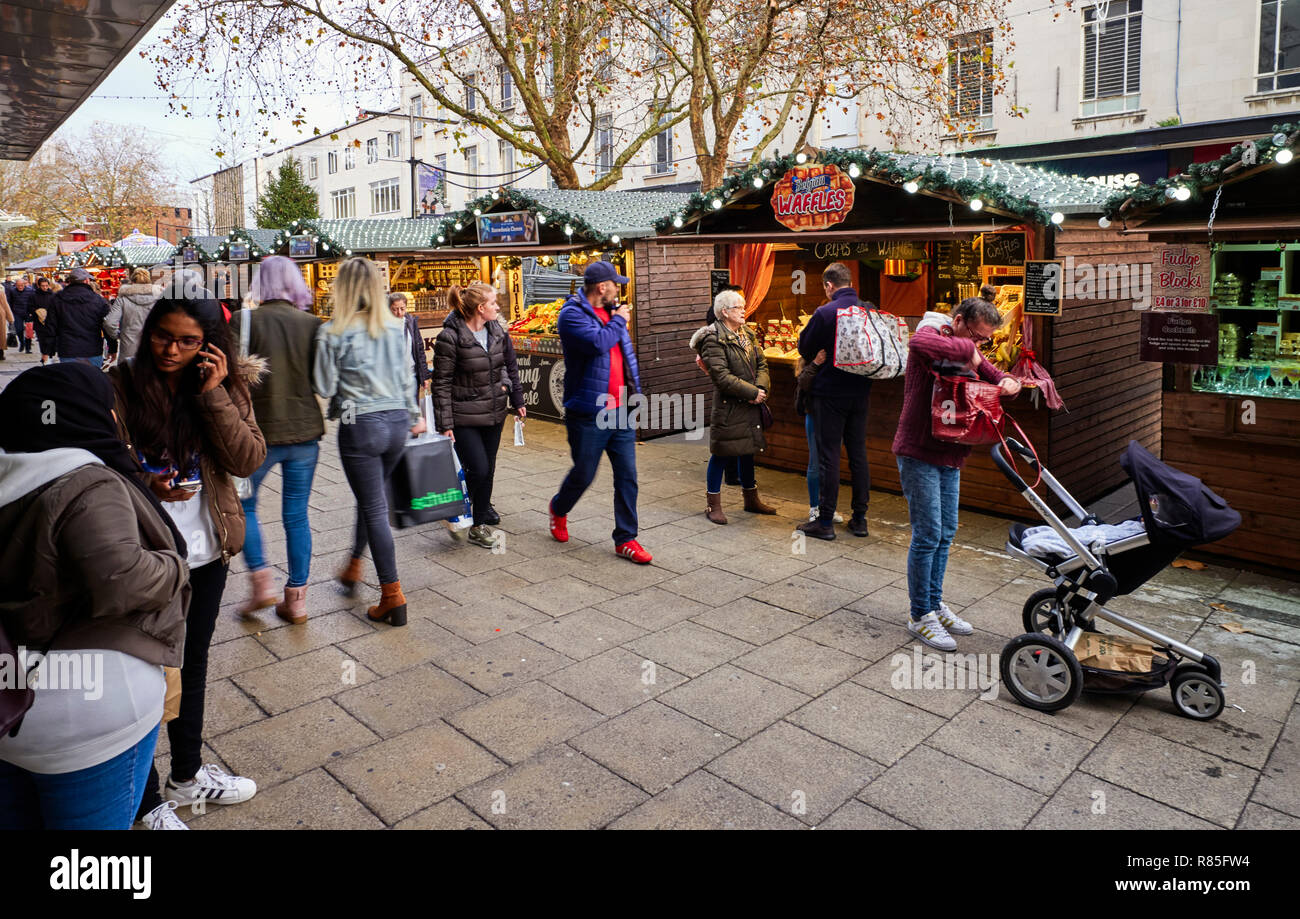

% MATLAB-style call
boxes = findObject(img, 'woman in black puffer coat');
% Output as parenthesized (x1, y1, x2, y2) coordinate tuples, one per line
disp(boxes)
(432, 283, 525, 548)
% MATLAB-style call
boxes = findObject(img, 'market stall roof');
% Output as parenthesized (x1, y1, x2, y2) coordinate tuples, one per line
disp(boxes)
(174, 229, 281, 262)
(119, 244, 176, 266)
(56, 245, 127, 269)
(0, 0, 177, 161)
(115, 230, 170, 248)
(435, 189, 693, 249)
(7, 254, 57, 271)
(268, 218, 438, 256)
(1103, 122, 1299, 224)
(659, 148, 1116, 238)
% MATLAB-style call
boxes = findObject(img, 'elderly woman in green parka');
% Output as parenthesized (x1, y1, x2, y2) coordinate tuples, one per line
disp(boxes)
(689, 288, 778, 525)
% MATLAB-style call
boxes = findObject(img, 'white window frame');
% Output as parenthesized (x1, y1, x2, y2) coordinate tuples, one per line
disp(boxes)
(344, 145, 356, 171)
(465, 76, 478, 114)
(651, 118, 673, 175)
(411, 96, 424, 138)
(435, 154, 448, 205)
(500, 66, 514, 110)
(370, 177, 401, 215)
(1257, 0, 1300, 93)
(948, 30, 995, 132)
(307, 156, 318, 180)
(595, 114, 613, 176)
(366, 138, 378, 164)
(1080, 0, 1143, 116)
(386, 132, 402, 159)
(649, 6, 671, 64)
(499, 140, 515, 180)
(465, 145, 479, 195)
(327, 151, 338, 175)
(331, 187, 355, 219)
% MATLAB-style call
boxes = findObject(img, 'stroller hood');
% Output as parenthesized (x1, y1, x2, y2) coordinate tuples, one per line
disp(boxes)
(1120, 440, 1241, 547)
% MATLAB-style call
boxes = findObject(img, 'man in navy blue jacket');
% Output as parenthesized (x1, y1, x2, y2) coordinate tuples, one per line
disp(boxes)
(9, 277, 36, 354)
(796, 262, 872, 540)
(548, 260, 652, 564)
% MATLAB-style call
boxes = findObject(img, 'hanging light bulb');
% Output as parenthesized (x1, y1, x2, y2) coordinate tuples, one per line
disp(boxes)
(673, 216, 683, 227)
(610, 235, 620, 244)
(903, 180, 919, 194)
(437, 234, 445, 243)
(564, 225, 573, 235)
(1164, 187, 1179, 199)
(752, 176, 764, 188)
(969, 198, 984, 211)
(1174, 186, 1192, 201)
(454, 222, 463, 230)
(345, 249, 352, 255)
(1273, 132, 1289, 146)
(1276, 148, 1294, 165)
(711, 198, 723, 209)
(848, 163, 861, 178)
(1050, 212, 1065, 225)
(537, 214, 547, 224)
(473, 208, 482, 216)
(795, 152, 807, 164)
(1098, 216, 1112, 229)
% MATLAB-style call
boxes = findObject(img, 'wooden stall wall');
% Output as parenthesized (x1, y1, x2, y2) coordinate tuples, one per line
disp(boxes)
(632, 240, 718, 436)
(1047, 225, 1162, 505)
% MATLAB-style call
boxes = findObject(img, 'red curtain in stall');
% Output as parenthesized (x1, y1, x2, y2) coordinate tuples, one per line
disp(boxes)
(728, 244, 776, 318)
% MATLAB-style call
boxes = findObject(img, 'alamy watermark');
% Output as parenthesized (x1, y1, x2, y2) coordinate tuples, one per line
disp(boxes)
(1034, 256, 1153, 310)
(0, 648, 104, 701)
(595, 386, 706, 439)
(890, 646, 1000, 701)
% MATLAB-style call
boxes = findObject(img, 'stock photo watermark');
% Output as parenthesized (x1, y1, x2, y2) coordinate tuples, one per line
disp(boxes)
(0, 648, 104, 701)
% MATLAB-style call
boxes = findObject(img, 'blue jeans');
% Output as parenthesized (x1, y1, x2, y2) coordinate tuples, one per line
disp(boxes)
(805, 413, 820, 506)
(66, 355, 103, 369)
(241, 440, 320, 587)
(339, 410, 409, 585)
(0, 724, 159, 830)
(897, 455, 961, 622)
(707, 454, 755, 492)
(552, 413, 638, 545)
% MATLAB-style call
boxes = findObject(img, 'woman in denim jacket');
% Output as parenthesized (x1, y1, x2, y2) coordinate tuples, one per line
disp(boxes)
(313, 258, 423, 626)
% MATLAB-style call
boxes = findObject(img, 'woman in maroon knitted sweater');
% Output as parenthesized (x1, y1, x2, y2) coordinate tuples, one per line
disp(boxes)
(892, 298, 1021, 651)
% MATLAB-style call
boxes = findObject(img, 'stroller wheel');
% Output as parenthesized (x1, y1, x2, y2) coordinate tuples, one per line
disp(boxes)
(1023, 589, 1066, 635)
(1000, 633, 1083, 713)
(1170, 670, 1225, 720)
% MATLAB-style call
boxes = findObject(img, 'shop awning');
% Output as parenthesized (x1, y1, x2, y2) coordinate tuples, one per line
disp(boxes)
(0, 0, 177, 161)
(434, 189, 693, 249)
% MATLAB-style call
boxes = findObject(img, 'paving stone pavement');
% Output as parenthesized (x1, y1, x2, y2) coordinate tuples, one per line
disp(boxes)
(3, 351, 1298, 830)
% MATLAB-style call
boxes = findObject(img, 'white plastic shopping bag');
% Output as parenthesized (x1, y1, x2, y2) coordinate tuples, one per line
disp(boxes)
(514, 416, 525, 446)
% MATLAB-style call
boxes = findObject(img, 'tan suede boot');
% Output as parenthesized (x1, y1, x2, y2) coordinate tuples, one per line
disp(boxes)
(337, 557, 364, 596)
(706, 492, 728, 525)
(742, 487, 777, 515)
(275, 586, 308, 624)
(238, 569, 277, 618)
(367, 582, 408, 626)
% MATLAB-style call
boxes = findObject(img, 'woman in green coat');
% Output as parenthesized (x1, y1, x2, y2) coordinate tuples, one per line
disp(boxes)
(689, 289, 778, 524)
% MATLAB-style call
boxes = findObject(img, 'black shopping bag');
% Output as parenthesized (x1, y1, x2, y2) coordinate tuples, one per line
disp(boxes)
(387, 434, 464, 528)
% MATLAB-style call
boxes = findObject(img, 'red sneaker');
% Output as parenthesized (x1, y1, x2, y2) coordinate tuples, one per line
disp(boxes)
(615, 540, 652, 564)
(548, 501, 569, 543)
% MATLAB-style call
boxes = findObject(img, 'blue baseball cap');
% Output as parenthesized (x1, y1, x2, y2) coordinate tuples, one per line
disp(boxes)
(583, 260, 629, 286)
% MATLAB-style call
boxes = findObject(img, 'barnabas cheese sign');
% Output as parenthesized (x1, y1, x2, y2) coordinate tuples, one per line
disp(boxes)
(771, 163, 855, 232)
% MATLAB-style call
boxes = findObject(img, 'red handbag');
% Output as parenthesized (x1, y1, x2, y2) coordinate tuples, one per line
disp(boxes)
(931, 367, 1040, 485)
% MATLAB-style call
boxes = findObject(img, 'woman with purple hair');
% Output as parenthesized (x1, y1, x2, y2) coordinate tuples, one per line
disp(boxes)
(230, 256, 324, 622)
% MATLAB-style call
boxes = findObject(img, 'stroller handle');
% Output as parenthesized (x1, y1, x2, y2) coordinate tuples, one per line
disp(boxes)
(992, 439, 1039, 492)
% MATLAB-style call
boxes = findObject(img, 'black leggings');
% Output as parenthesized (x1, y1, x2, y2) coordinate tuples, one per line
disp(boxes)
(136, 559, 228, 818)
(453, 421, 504, 525)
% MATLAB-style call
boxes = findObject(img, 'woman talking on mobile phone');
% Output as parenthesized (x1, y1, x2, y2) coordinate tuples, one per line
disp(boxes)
(109, 295, 267, 829)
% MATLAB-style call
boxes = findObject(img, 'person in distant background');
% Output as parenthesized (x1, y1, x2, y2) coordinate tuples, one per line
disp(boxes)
(49, 267, 114, 368)
(10, 276, 35, 354)
(388, 292, 430, 400)
(31, 277, 58, 364)
(109, 268, 163, 361)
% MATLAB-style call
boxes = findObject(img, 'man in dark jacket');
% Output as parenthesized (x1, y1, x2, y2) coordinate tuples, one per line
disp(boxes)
(10, 276, 36, 353)
(548, 260, 651, 564)
(49, 267, 114, 367)
(796, 262, 872, 540)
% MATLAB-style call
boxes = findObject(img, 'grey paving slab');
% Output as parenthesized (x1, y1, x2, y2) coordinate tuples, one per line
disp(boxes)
(732, 634, 864, 696)
(459, 745, 648, 829)
(1236, 802, 1300, 829)
(794, 608, 913, 664)
(424, 596, 552, 644)
(751, 575, 863, 620)
(232, 645, 377, 715)
(334, 665, 485, 738)
(432, 569, 533, 604)
(395, 797, 494, 830)
(860, 744, 1047, 830)
(448, 681, 605, 765)
(814, 800, 915, 830)
(689, 597, 812, 646)
(984, 681, 1135, 743)
(326, 722, 506, 825)
(1251, 706, 1300, 818)
(710, 550, 814, 584)
(210, 699, 379, 791)
(505, 574, 618, 616)
(202, 678, 267, 738)
(802, 556, 902, 595)
(541, 648, 687, 716)
(659, 567, 765, 606)
(193, 768, 385, 830)
(624, 621, 755, 678)
(608, 771, 804, 830)
(639, 538, 729, 574)
(707, 720, 881, 825)
(253, 609, 376, 660)
(1028, 772, 1220, 830)
(1080, 726, 1260, 828)
(788, 682, 946, 767)
(927, 701, 1096, 794)
(338, 617, 472, 678)
(522, 608, 648, 660)
(658, 664, 811, 739)
(1117, 692, 1284, 769)
(206, 635, 278, 681)
(570, 701, 736, 793)
(846, 585, 914, 623)
(435, 632, 574, 695)
(595, 586, 710, 631)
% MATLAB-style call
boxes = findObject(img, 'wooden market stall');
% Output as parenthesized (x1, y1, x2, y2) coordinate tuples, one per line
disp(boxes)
(645, 149, 1162, 515)
(432, 189, 691, 421)
(56, 242, 129, 298)
(1107, 124, 1300, 570)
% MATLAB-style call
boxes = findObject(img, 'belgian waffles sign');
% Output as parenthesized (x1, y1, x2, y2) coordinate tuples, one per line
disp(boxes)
(771, 163, 855, 232)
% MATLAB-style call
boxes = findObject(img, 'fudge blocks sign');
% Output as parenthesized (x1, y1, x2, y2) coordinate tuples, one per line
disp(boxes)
(1152, 244, 1211, 312)
(771, 164, 855, 232)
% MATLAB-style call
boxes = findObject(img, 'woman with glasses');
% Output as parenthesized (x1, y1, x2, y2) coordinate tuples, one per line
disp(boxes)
(110, 296, 266, 828)
(891, 298, 1021, 653)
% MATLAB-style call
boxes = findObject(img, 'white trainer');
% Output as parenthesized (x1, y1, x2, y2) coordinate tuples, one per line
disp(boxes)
(935, 601, 974, 636)
(808, 507, 846, 524)
(165, 764, 257, 806)
(908, 612, 957, 651)
(140, 800, 189, 830)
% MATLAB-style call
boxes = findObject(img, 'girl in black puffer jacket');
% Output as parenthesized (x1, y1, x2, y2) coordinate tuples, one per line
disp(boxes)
(432, 283, 525, 548)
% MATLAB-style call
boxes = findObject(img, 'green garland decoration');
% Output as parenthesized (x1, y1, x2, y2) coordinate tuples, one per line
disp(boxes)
(653, 148, 1071, 233)
(431, 188, 620, 248)
(172, 235, 218, 263)
(1101, 123, 1298, 220)
(214, 228, 273, 261)
(269, 220, 347, 258)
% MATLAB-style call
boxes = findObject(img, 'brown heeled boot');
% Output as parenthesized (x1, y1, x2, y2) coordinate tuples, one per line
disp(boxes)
(742, 487, 777, 515)
(238, 568, 277, 618)
(337, 557, 364, 597)
(275, 586, 308, 625)
(367, 582, 408, 627)
(705, 492, 728, 525)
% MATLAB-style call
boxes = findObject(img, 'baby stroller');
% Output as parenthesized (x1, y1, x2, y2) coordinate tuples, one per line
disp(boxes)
(992, 439, 1241, 720)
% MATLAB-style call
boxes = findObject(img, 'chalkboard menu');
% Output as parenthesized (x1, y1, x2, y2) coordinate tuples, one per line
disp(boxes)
(981, 232, 1026, 267)
(934, 240, 981, 301)
(1023, 260, 1064, 316)
(711, 269, 732, 300)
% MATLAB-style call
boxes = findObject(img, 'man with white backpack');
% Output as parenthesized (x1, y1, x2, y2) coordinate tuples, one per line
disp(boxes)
(795, 262, 875, 540)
